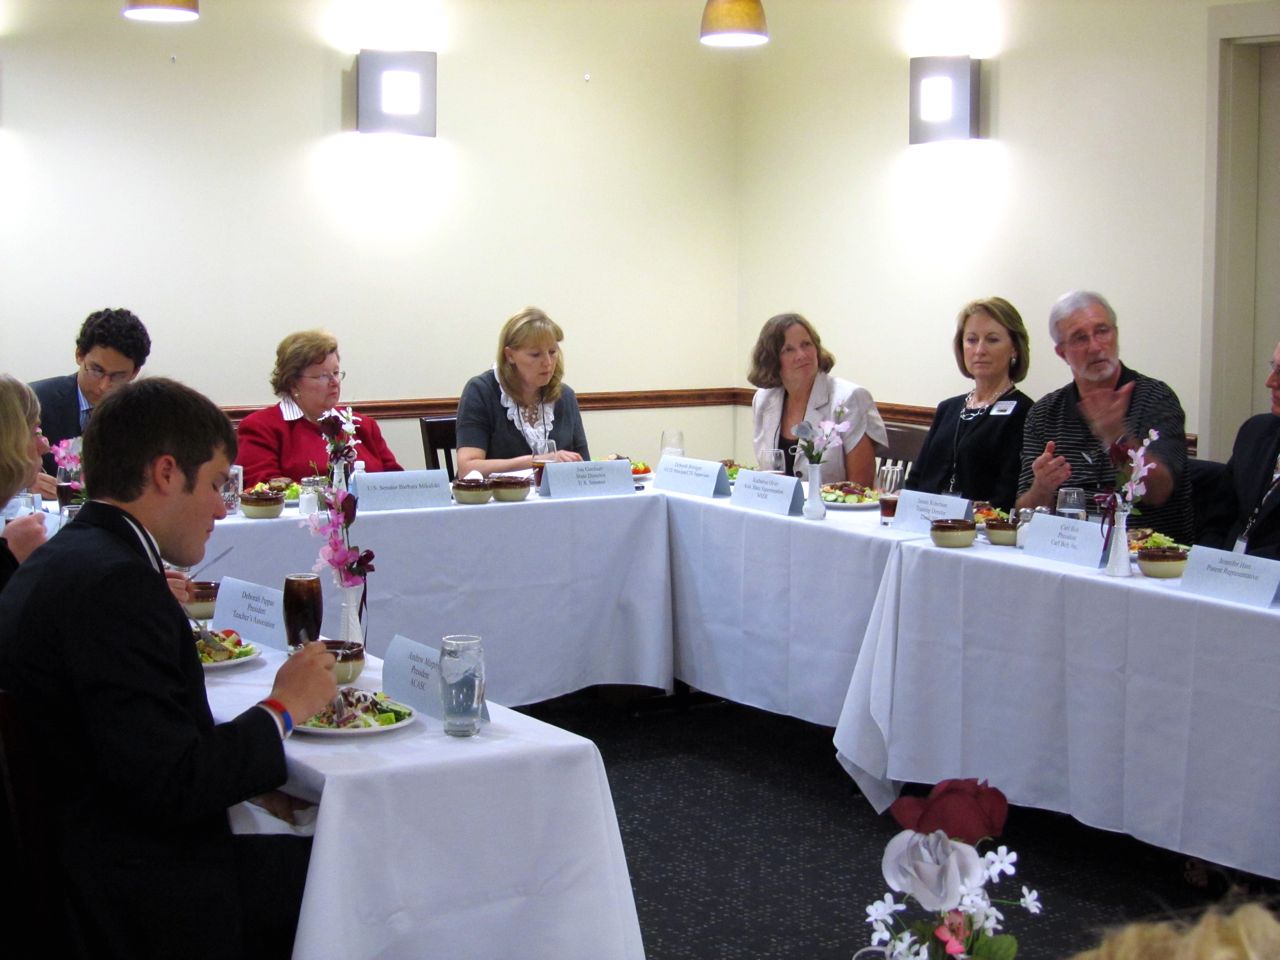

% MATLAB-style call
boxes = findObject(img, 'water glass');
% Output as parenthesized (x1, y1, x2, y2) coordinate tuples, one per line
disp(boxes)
(758, 448, 784, 475)
(874, 463, 903, 495)
(439, 635, 485, 737)
(1056, 486, 1087, 521)
(660, 429, 685, 459)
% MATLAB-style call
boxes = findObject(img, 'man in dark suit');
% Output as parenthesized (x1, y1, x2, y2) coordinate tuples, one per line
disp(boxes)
(1200, 340, 1280, 560)
(29, 307, 152, 488)
(0, 378, 337, 959)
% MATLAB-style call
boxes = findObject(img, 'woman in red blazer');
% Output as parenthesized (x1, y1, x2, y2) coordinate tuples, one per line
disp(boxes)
(236, 330, 403, 487)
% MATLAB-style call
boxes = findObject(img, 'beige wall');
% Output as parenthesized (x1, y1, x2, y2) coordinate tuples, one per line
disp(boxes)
(0, 0, 1258, 465)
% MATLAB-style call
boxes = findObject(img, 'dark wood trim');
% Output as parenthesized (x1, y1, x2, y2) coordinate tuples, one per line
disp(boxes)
(220, 390, 1196, 453)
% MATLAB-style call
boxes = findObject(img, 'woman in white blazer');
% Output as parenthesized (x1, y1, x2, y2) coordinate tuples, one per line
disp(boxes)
(748, 313, 887, 485)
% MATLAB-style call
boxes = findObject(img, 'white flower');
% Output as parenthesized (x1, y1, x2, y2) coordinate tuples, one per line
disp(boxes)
(865, 893, 906, 925)
(1020, 886, 1042, 915)
(870, 922, 892, 946)
(882, 829, 985, 913)
(983, 844, 1017, 882)
(889, 931, 926, 960)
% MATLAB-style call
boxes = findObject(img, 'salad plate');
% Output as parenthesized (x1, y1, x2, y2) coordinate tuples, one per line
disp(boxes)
(296, 690, 416, 736)
(201, 645, 261, 670)
(823, 499, 879, 510)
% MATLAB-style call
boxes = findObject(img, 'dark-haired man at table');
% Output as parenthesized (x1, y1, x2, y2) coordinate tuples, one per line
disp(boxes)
(1016, 290, 1194, 543)
(1199, 341, 1280, 560)
(28, 306, 152, 497)
(0, 377, 336, 960)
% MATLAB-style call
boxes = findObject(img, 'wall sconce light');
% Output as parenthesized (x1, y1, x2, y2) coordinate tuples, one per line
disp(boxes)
(699, 0, 769, 48)
(909, 56, 980, 144)
(123, 0, 199, 22)
(357, 50, 437, 136)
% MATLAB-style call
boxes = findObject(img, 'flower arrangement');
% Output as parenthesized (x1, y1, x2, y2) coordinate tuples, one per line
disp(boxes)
(307, 487, 375, 588)
(318, 407, 361, 486)
(791, 405, 851, 466)
(860, 781, 1041, 959)
(51, 438, 82, 486)
(1098, 428, 1159, 551)
(1115, 428, 1159, 506)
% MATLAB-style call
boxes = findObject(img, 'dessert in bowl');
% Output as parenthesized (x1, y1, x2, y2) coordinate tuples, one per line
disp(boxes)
(184, 580, 220, 620)
(930, 518, 977, 548)
(984, 519, 1018, 546)
(239, 490, 286, 519)
(452, 478, 493, 505)
(323, 639, 366, 684)
(489, 475, 532, 502)
(1136, 546, 1189, 579)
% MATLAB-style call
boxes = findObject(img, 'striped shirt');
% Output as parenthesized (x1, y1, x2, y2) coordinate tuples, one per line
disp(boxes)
(1018, 364, 1194, 543)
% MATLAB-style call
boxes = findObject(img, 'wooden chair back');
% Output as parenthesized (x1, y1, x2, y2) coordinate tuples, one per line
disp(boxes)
(419, 416, 458, 481)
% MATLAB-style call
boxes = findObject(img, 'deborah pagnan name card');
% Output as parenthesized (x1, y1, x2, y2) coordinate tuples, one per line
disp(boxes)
(212, 576, 286, 650)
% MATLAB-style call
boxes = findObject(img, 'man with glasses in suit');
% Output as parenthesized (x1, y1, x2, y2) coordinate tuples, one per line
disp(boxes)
(29, 307, 152, 494)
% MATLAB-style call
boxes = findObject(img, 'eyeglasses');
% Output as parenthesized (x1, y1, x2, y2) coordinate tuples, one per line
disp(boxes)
(1064, 324, 1115, 350)
(81, 362, 133, 384)
(300, 370, 346, 384)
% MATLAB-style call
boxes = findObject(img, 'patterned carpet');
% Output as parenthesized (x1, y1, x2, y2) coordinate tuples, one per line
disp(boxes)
(521, 691, 1268, 960)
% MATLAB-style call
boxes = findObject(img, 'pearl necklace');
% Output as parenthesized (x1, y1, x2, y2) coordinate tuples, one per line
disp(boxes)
(965, 380, 1014, 409)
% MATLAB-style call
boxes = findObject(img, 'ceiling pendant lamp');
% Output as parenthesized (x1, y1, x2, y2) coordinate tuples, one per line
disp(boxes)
(699, 0, 769, 48)
(123, 0, 199, 23)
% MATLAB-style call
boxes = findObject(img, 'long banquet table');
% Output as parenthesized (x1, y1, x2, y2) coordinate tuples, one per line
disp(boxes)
(833, 536, 1280, 880)
(197, 485, 1280, 878)
(206, 650, 645, 960)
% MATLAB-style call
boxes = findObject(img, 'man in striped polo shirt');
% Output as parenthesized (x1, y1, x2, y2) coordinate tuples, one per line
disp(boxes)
(1016, 290, 1194, 543)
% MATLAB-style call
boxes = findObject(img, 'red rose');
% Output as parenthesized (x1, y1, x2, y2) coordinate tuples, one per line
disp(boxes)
(889, 779, 1008, 845)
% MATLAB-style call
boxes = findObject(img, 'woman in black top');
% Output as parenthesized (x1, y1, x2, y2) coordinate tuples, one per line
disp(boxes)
(905, 298, 1033, 511)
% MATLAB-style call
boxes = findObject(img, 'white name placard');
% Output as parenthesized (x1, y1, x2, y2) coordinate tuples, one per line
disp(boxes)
(1180, 545, 1280, 608)
(654, 455, 731, 498)
(1020, 514, 1106, 569)
(540, 459, 634, 498)
(729, 469, 803, 516)
(350, 469, 451, 511)
(893, 490, 971, 533)
(383, 634, 444, 719)
(212, 576, 287, 650)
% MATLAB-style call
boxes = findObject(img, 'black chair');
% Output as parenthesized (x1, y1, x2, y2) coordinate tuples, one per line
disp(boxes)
(1187, 457, 1228, 545)
(0, 689, 86, 956)
(881, 422, 929, 481)
(419, 416, 458, 481)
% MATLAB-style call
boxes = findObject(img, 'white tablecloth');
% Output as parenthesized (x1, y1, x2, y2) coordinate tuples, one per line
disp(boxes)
(666, 494, 924, 725)
(204, 493, 672, 706)
(206, 651, 645, 960)
(834, 537, 1280, 879)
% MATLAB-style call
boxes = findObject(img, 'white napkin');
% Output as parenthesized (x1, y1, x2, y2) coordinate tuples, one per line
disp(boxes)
(227, 799, 318, 837)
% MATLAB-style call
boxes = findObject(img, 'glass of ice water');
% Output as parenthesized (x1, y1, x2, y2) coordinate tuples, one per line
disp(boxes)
(439, 635, 485, 737)
(1056, 486, 1087, 521)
